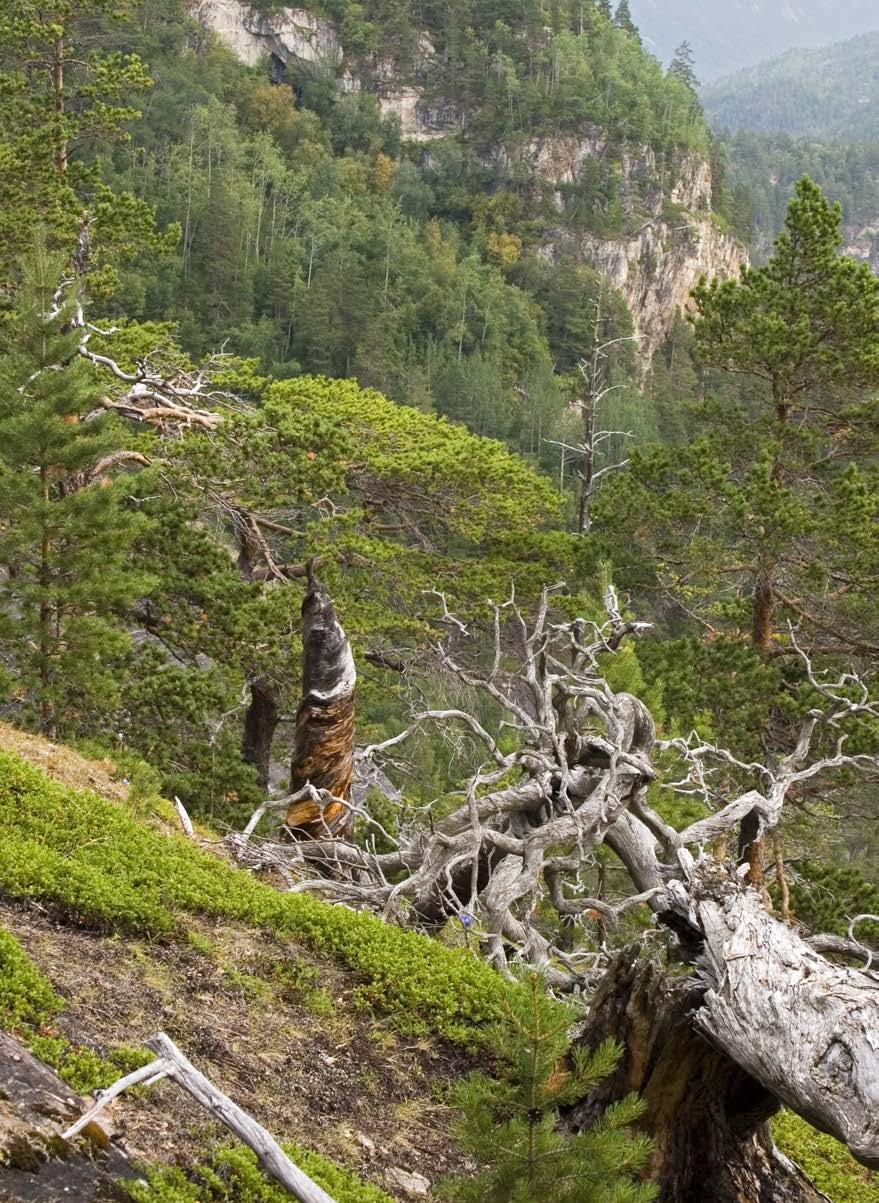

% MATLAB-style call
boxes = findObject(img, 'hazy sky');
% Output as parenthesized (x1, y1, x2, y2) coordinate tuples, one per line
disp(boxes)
(628, 0, 879, 81)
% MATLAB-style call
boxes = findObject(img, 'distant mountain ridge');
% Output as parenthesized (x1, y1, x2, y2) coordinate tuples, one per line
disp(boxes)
(701, 32, 879, 140)
(629, 0, 879, 82)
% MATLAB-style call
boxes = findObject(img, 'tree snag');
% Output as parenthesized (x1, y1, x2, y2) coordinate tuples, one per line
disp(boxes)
(229, 584, 879, 1184)
(285, 563, 356, 839)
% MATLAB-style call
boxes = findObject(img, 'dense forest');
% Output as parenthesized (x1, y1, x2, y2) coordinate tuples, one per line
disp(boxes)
(0, 1, 878, 1202)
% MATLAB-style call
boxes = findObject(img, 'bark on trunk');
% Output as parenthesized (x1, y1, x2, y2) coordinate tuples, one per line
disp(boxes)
(689, 864, 879, 1170)
(286, 565, 356, 840)
(242, 676, 281, 788)
(569, 948, 830, 1203)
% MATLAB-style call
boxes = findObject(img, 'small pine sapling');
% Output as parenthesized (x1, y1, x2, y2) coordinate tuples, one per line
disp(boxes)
(441, 973, 656, 1202)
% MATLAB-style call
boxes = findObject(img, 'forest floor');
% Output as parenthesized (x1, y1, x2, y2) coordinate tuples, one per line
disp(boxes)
(0, 724, 474, 1201)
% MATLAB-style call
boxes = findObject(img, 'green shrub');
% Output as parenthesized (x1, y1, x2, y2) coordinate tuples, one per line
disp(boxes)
(126, 1142, 395, 1203)
(773, 1111, 879, 1203)
(0, 749, 505, 1042)
(0, 926, 62, 1029)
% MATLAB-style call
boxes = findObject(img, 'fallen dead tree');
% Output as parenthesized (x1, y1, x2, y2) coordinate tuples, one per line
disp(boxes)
(225, 582, 879, 1196)
(62, 1033, 337, 1203)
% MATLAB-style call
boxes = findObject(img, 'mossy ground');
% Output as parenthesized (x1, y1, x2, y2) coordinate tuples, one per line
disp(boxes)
(0, 734, 493, 1199)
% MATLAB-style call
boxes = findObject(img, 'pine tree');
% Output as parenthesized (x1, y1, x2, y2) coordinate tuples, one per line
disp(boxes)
(596, 0, 613, 20)
(441, 974, 655, 1203)
(668, 42, 699, 93)
(614, 0, 639, 39)
(0, 244, 153, 736)
(0, 0, 175, 289)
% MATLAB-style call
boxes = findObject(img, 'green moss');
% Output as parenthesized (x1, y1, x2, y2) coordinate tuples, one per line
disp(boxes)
(0, 749, 504, 1043)
(773, 1111, 879, 1203)
(126, 1142, 394, 1203)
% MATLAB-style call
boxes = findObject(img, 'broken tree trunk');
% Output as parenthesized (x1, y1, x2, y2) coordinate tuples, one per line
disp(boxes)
(569, 949, 831, 1203)
(286, 564, 356, 839)
(242, 676, 282, 788)
(688, 862, 879, 1170)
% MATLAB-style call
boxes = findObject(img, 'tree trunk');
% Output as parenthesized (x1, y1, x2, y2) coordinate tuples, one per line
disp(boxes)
(569, 948, 830, 1203)
(242, 676, 281, 788)
(286, 565, 356, 840)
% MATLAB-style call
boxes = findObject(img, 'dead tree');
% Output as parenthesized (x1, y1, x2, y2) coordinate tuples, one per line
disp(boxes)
(284, 562, 356, 840)
(229, 583, 879, 1196)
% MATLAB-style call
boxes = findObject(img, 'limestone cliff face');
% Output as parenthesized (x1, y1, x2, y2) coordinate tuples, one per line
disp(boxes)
(577, 217, 744, 366)
(843, 223, 879, 275)
(521, 138, 746, 365)
(194, 0, 347, 75)
(193, 0, 746, 365)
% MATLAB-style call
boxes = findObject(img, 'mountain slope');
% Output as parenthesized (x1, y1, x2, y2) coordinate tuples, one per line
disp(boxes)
(702, 32, 879, 139)
(629, 0, 879, 83)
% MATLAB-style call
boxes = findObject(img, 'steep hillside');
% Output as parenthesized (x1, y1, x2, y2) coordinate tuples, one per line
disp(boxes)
(630, 0, 879, 82)
(187, 0, 744, 370)
(0, 734, 504, 1201)
(0, 729, 877, 1202)
(703, 32, 879, 139)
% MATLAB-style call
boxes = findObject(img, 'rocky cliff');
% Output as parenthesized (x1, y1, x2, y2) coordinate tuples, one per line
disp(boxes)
(194, 0, 746, 366)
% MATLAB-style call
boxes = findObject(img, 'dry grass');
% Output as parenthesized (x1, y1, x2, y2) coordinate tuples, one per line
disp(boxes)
(0, 722, 127, 804)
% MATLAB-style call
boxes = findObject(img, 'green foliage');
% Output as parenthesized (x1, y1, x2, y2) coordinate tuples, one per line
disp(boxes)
(440, 974, 655, 1203)
(785, 862, 879, 946)
(0, 244, 154, 739)
(716, 130, 879, 265)
(703, 32, 879, 142)
(772, 1112, 879, 1203)
(0, 0, 175, 291)
(127, 1141, 395, 1203)
(0, 927, 62, 1030)
(0, 749, 506, 1043)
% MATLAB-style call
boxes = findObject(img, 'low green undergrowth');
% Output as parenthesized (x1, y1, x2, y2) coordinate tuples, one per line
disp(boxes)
(0, 923, 152, 1092)
(126, 1143, 394, 1203)
(0, 749, 504, 1043)
(0, 926, 62, 1028)
(773, 1112, 879, 1203)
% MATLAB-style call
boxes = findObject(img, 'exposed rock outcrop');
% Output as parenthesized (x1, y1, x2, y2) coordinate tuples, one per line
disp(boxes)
(526, 139, 745, 365)
(577, 217, 744, 366)
(194, 0, 344, 73)
(0, 1032, 133, 1202)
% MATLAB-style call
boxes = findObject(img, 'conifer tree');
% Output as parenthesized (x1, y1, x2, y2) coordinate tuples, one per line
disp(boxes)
(668, 42, 699, 93)
(441, 974, 655, 1203)
(613, 0, 639, 40)
(0, 244, 153, 736)
(0, 0, 175, 289)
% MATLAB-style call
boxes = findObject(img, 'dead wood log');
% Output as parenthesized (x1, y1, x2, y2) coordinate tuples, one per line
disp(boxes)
(569, 948, 832, 1203)
(62, 1032, 338, 1203)
(687, 862, 879, 1170)
(286, 563, 356, 840)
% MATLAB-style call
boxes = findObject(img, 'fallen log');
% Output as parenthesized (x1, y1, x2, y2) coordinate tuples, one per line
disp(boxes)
(62, 1032, 338, 1203)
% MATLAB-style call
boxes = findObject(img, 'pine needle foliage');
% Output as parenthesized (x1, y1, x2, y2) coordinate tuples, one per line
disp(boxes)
(441, 974, 656, 1203)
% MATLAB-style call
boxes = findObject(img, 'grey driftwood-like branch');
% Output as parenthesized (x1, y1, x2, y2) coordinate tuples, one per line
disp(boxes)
(226, 582, 879, 1171)
(687, 864, 879, 1169)
(61, 1033, 338, 1203)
